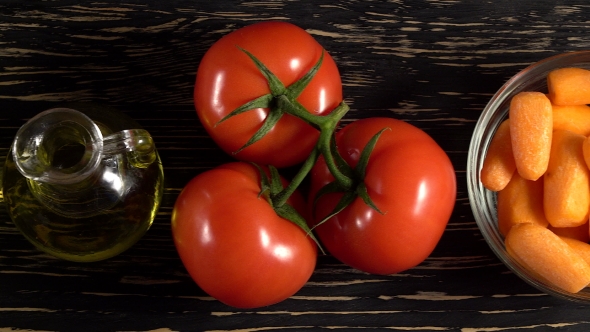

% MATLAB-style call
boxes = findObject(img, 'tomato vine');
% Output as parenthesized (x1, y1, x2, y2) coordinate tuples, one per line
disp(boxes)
(220, 47, 386, 244)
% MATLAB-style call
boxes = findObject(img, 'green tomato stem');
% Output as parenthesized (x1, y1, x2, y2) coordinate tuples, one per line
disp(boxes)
(272, 146, 320, 208)
(314, 103, 354, 189)
(275, 95, 324, 129)
(272, 98, 353, 208)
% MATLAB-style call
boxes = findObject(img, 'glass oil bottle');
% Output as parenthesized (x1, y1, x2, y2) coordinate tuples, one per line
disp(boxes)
(2, 105, 164, 262)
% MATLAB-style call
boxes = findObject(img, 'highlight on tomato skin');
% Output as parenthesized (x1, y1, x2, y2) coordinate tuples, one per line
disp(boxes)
(171, 162, 317, 309)
(308, 117, 457, 275)
(193, 21, 343, 168)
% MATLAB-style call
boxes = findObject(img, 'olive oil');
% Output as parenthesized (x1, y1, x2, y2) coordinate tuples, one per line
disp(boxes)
(2, 106, 164, 262)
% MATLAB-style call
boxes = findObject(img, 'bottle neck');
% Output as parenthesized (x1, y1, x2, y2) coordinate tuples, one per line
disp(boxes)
(13, 108, 103, 186)
(11, 108, 157, 218)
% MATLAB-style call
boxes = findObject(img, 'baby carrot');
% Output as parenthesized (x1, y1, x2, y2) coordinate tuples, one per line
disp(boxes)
(509, 91, 552, 181)
(544, 130, 590, 228)
(560, 236, 590, 266)
(505, 222, 590, 293)
(552, 104, 590, 136)
(549, 222, 590, 243)
(481, 119, 516, 191)
(547, 67, 590, 106)
(497, 172, 547, 237)
(582, 135, 590, 171)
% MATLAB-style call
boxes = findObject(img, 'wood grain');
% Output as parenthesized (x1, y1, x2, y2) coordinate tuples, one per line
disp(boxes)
(2, 1, 590, 331)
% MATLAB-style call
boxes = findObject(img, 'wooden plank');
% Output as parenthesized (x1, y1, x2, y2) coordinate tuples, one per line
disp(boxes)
(2, 0, 590, 330)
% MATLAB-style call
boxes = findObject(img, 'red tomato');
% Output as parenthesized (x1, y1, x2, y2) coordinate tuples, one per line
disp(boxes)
(171, 162, 317, 308)
(309, 118, 456, 275)
(194, 21, 342, 168)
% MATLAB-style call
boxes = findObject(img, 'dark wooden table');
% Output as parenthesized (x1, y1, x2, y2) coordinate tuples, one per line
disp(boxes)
(2, 1, 590, 331)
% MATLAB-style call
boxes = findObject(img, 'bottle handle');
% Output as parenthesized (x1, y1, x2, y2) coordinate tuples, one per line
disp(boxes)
(102, 129, 157, 169)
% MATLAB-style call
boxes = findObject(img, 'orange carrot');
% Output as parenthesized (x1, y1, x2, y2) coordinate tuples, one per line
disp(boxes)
(505, 243, 551, 286)
(560, 236, 590, 266)
(509, 91, 552, 181)
(481, 119, 516, 191)
(548, 67, 590, 106)
(544, 130, 590, 228)
(552, 104, 590, 136)
(582, 135, 590, 171)
(505, 222, 590, 293)
(549, 222, 590, 243)
(497, 172, 547, 237)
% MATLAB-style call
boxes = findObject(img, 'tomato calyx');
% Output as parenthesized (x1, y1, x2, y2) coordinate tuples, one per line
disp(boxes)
(253, 163, 324, 252)
(217, 47, 326, 154)
(311, 128, 388, 227)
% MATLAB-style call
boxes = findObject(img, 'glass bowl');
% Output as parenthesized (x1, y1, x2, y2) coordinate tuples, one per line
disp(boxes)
(467, 50, 590, 302)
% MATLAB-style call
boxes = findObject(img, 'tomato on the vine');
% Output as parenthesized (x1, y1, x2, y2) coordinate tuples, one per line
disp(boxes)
(194, 21, 342, 168)
(171, 162, 317, 308)
(308, 118, 456, 275)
